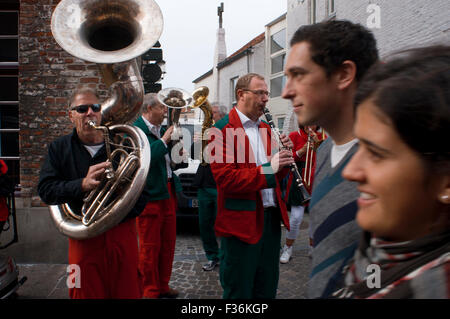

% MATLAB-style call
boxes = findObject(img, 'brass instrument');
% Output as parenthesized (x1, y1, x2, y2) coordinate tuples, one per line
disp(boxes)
(304, 128, 314, 188)
(304, 127, 325, 189)
(263, 108, 311, 204)
(192, 86, 214, 166)
(49, 0, 163, 239)
(157, 87, 193, 141)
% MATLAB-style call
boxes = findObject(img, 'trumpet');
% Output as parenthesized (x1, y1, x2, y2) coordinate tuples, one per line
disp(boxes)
(263, 108, 310, 204)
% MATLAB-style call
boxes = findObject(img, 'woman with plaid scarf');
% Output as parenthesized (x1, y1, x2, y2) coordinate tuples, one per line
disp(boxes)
(335, 45, 450, 299)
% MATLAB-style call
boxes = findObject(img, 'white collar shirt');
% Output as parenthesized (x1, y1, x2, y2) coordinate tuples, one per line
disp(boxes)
(235, 108, 276, 208)
(142, 116, 172, 178)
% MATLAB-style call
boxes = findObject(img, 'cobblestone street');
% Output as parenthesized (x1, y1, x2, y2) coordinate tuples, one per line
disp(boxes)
(15, 215, 311, 299)
(170, 216, 311, 299)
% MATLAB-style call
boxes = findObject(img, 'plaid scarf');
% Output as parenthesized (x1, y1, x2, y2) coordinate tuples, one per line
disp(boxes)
(333, 230, 450, 299)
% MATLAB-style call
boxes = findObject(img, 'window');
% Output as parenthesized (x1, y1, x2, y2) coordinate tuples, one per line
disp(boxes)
(271, 54, 285, 74)
(270, 75, 286, 99)
(0, 3, 20, 186)
(270, 29, 286, 54)
(269, 28, 286, 99)
(230, 76, 239, 105)
(310, 0, 317, 24)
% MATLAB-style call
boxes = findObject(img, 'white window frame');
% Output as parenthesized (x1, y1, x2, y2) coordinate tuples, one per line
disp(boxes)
(269, 28, 287, 99)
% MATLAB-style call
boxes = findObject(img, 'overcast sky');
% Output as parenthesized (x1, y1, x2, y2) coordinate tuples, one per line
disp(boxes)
(156, 0, 287, 91)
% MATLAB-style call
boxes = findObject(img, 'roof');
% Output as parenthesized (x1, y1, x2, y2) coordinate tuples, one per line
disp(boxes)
(193, 32, 265, 83)
(265, 13, 287, 28)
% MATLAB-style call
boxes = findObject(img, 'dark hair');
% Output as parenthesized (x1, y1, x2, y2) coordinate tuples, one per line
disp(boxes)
(290, 20, 378, 81)
(355, 45, 450, 168)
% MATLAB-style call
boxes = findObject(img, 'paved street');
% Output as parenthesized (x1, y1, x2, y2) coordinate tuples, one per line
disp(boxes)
(13, 215, 311, 299)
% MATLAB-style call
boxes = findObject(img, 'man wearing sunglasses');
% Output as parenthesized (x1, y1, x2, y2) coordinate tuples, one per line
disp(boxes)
(38, 86, 142, 299)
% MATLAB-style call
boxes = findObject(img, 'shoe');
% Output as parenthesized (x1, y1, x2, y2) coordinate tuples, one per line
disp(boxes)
(280, 245, 293, 264)
(159, 288, 179, 299)
(202, 259, 219, 271)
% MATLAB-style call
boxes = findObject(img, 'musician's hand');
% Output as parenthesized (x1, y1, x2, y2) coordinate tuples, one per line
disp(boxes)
(279, 134, 293, 150)
(269, 150, 294, 173)
(312, 134, 320, 143)
(162, 126, 175, 144)
(81, 162, 110, 192)
(296, 144, 308, 157)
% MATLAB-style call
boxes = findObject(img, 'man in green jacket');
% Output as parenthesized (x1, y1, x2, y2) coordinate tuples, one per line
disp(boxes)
(192, 103, 228, 272)
(134, 93, 185, 299)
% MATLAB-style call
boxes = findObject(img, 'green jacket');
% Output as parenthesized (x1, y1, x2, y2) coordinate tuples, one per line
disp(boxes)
(134, 116, 182, 201)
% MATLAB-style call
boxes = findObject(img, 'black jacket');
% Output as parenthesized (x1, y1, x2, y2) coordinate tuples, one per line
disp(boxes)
(38, 129, 146, 221)
(190, 140, 216, 189)
(192, 164, 217, 189)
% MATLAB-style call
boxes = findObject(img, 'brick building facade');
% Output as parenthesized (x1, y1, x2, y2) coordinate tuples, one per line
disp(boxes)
(10, 0, 107, 206)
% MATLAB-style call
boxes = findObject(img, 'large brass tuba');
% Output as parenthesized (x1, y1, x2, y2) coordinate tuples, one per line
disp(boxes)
(157, 87, 193, 141)
(49, 0, 163, 239)
(192, 86, 214, 166)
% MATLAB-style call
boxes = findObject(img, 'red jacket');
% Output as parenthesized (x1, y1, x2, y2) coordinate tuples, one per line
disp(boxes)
(209, 107, 290, 244)
(286, 128, 327, 197)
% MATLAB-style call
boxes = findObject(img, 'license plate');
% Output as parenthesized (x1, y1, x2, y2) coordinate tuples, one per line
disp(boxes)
(191, 199, 199, 208)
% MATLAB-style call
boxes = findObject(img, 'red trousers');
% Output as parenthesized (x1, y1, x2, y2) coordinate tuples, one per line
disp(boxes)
(0, 197, 8, 221)
(137, 182, 177, 298)
(68, 218, 142, 299)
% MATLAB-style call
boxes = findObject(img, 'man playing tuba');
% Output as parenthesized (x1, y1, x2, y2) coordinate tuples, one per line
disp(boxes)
(38, 86, 142, 299)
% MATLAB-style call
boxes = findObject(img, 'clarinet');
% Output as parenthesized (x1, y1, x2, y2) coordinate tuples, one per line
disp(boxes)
(263, 107, 311, 204)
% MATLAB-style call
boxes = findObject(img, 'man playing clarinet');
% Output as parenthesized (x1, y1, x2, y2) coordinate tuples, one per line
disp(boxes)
(209, 73, 294, 299)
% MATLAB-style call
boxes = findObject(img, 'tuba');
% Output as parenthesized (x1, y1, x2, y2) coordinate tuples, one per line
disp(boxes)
(192, 86, 214, 166)
(49, 0, 163, 239)
(156, 86, 213, 165)
(157, 87, 193, 141)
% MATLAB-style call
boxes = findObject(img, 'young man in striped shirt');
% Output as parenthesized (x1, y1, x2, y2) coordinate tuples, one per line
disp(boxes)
(282, 20, 379, 298)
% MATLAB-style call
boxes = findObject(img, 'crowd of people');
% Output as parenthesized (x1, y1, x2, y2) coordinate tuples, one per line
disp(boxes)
(31, 19, 449, 299)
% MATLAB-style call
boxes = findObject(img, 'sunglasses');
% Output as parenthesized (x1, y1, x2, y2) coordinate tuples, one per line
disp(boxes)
(70, 103, 101, 113)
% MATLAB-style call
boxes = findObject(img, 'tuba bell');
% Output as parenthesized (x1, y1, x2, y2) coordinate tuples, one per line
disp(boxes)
(156, 87, 193, 141)
(191, 86, 214, 166)
(49, 0, 163, 239)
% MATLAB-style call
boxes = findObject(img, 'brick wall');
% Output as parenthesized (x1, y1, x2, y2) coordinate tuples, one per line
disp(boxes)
(19, 0, 107, 206)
